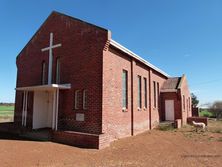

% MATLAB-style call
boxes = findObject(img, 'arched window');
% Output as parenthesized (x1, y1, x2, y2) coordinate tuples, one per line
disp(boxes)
(74, 90, 81, 109)
(83, 90, 88, 110)
(41, 61, 46, 85)
(56, 58, 60, 84)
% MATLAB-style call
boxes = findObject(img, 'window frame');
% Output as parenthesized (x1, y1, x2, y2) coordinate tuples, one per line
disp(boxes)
(157, 82, 159, 109)
(189, 97, 191, 111)
(183, 95, 185, 110)
(74, 90, 80, 110)
(153, 81, 156, 108)
(56, 58, 60, 84)
(41, 61, 46, 85)
(83, 90, 88, 110)
(122, 70, 128, 111)
(144, 77, 147, 109)
(187, 98, 189, 112)
(138, 75, 142, 109)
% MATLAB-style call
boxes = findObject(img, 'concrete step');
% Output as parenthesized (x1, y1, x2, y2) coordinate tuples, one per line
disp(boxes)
(20, 129, 52, 141)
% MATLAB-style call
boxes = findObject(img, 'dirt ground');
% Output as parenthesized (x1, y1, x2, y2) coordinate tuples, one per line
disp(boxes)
(0, 120, 222, 167)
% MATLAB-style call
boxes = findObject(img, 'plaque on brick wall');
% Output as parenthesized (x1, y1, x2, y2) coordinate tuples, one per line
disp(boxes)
(76, 113, 84, 121)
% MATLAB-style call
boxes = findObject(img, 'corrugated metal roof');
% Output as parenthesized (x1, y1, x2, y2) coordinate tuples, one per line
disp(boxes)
(162, 77, 181, 90)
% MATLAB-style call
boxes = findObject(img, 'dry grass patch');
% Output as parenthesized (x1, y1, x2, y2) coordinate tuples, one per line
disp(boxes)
(176, 119, 222, 142)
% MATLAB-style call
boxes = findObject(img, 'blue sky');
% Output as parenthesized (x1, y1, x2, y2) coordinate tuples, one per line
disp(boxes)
(0, 0, 222, 106)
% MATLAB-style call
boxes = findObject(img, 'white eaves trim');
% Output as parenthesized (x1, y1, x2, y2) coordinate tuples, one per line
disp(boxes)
(110, 39, 170, 78)
(16, 84, 71, 91)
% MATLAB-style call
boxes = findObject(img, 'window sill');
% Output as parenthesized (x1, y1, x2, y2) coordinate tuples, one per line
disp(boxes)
(73, 109, 88, 111)
(122, 108, 128, 112)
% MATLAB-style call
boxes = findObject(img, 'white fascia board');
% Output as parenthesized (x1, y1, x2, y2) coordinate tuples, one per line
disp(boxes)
(51, 84, 71, 89)
(16, 84, 71, 91)
(110, 39, 170, 78)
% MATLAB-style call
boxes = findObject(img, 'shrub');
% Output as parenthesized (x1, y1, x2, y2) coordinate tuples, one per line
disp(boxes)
(203, 113, 210, 117)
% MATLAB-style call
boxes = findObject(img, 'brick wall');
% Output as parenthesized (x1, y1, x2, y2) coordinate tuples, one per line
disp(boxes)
(52, 131, 109, 149)
(102, 45, 168, 141)
(15, 12, 110, 134)
(102, 47, 132, 141)
(133, 61, 150, 135)
(179, 76, 192, 125)
(161, 92, 181, 121)
(150, 70, 167, 128)
(160, 76, 192, 126)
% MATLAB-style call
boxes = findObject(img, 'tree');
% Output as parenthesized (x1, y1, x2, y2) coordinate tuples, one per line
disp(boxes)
(191, 93, 199, 108)
(209, 101, 222, 119)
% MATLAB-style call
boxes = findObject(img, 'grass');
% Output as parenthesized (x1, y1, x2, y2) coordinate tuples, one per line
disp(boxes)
(176, 119, 222, 142)
(0, 105, 14, 123)
(199, 109, 214, 117)
(0, 105, 14, 111)
(208, 119, 222, 134)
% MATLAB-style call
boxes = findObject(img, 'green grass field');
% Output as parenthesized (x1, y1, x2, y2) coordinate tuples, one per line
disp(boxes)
(199, 109, 214, 117)
(0, 106, 14, 111)
(0, 105, 14, 122)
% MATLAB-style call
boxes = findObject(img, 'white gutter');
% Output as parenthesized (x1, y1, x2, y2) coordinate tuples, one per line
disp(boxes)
(110, 39, 170, 78)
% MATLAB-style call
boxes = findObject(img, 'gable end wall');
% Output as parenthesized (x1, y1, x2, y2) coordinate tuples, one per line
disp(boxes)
(15, 12, 109, 134)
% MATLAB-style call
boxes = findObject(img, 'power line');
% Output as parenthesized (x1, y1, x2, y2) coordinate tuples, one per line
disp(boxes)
(190, 78, 222, 87)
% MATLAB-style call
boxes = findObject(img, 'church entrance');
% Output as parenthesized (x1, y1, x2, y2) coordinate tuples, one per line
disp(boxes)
(33, 91, 53, 129)
(16, 84, 71, 131)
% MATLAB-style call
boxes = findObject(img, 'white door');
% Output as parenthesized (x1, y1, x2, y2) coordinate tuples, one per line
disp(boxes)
(165, 100, 174, 121)
(33, 91, 53, 129)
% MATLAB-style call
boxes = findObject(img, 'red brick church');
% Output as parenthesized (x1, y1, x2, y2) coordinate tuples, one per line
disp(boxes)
(14, 11, 192, 149)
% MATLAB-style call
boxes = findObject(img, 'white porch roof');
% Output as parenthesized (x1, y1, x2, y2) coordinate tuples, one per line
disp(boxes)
(16, 84, 71, 91)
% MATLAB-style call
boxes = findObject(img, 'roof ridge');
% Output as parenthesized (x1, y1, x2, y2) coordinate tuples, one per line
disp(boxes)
(52, 11, 108, 32)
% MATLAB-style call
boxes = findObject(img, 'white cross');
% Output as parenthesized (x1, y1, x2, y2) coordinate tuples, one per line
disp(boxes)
(41, 33, 62, 85)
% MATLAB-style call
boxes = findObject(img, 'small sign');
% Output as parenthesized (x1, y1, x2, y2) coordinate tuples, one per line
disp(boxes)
(76, 113, 85, 121)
